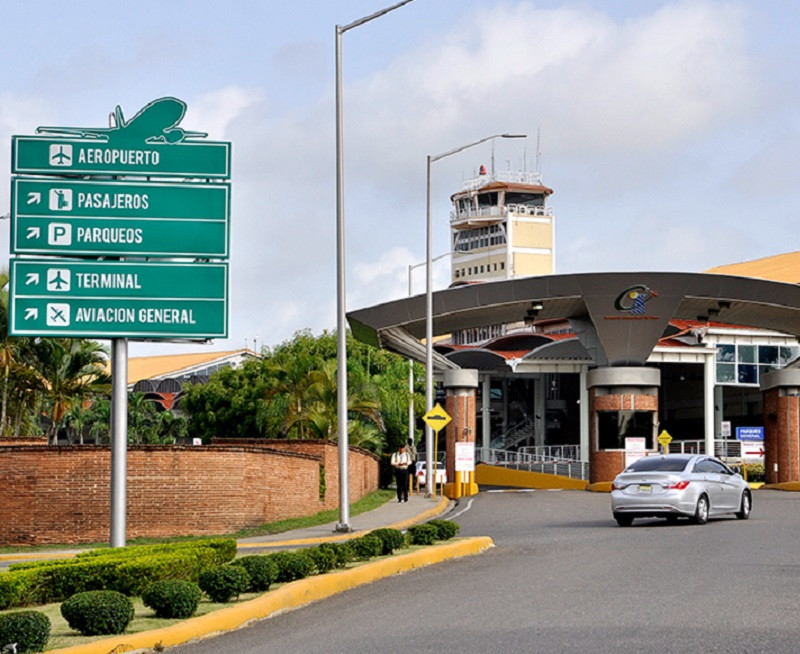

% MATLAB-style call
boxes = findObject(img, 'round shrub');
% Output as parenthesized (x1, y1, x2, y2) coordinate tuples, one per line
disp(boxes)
(349, 534, 383, 560)
(305, 546, 337, 575)
(319, 542, 352, 569)
(407, 523, 438, 546)
(0, 610, 51, 653)
(268, 551, 314, 583)
(198, 565, 250, 603)
(60, 590, 134, 636)
(141, 580, 202, 619)
(370, 528, 407, 555)
(229, 556, 279, 592)
(427, 519, 460, 540)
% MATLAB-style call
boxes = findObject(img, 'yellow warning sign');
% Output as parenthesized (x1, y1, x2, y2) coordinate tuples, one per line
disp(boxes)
(423, 403, 451, 433)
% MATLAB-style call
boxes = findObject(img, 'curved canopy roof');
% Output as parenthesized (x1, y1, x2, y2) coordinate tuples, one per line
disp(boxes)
(348, 271, 800, 368)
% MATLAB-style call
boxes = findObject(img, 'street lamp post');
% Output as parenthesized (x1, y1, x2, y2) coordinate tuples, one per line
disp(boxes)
(408, 254, 450, 447)
(334, 0, 414, 532)
(424, 133, 526, 496)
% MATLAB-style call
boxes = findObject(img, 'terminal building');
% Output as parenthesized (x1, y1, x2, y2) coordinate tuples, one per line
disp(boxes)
(348, 166, 800, 487)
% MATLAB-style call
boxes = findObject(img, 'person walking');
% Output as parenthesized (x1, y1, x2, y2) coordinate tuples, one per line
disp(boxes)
(406, 437, 418, 495)
(391, 444, 411, 502)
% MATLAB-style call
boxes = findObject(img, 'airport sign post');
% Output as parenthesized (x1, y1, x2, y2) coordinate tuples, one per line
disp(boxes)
(9, 97, 233, 548)
(12, 135, 231, 179)
(11, 177, 230, 257)
(9, 259, 228, 339)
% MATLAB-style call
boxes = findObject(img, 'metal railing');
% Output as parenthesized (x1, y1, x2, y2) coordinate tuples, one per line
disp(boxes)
(519, 444, 582, 462)
(461, 170, 543, 190)
(478, 447, 589, 481)
(666, 439, 759, 463)
(450, 204, 553, 223)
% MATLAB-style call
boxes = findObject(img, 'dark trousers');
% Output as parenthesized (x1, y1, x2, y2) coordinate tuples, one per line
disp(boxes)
(394, 467, 409, 501)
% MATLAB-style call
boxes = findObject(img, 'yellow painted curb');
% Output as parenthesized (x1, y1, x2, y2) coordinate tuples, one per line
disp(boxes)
(761, 482, 800, 491)
(47, 536, 494, 654)
(238, 495, 451, 549)
(0, 551, 79, 563)
(586, 482, 612, 493)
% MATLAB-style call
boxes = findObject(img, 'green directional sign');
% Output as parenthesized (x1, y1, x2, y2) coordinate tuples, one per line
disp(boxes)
(9, 259, 228, 339)
(11, 178, 230, 257)
(12, 136, 231, 179)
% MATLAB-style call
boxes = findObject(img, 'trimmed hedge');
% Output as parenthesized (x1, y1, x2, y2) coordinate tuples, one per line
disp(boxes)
(370, 528, 407, 555)
(427, 520, 460, 540)
(349, 534, 383, 560)
(0, 539, 236, 610)
(198, 566, 250, 603)
(407, 523, 438, 546)
(0, 610, 51, 653)
(229, 556, 278, 592)
(268, 551, 314, 583)
(142, 581, 202, 619)
(60, 590, 134, 636)
(305, 546, 337, 575)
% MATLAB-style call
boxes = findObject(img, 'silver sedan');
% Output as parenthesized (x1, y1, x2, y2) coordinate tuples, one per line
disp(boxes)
(611, 453, 752, 526)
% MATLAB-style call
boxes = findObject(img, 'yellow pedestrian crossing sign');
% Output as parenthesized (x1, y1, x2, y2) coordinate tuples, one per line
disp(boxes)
(423, 403, 451, 433)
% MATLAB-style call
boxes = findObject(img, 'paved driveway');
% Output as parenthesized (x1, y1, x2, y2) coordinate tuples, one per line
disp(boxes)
(172, 489, 800, 654)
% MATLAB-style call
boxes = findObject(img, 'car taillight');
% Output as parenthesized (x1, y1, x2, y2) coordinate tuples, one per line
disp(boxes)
(669, 480, 690, 490)
(612, 480, 627, 490)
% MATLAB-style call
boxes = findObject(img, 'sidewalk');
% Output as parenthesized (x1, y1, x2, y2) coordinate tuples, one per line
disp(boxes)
(237, 492, 452, 550)
(0, 492, 452, 566)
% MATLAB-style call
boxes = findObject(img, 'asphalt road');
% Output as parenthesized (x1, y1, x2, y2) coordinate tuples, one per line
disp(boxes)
(171, 489, 800, 654)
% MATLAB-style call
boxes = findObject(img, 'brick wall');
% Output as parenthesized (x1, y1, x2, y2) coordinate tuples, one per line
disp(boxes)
(589, 389, 659, 483)
(763, 390, 800, 484)
(0, 441, 379, 546)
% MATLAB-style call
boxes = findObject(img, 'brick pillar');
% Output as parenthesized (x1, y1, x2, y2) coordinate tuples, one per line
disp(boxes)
(587, 367, 660, 484)
(442, 369, 478, 499)
(761, 370, 800, 484)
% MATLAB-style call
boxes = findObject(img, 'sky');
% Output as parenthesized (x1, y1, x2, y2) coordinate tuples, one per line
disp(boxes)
(1, 0, 799, 357)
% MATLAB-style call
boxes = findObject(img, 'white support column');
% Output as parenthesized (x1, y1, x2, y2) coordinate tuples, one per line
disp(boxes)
(579, 365, 589, 463)
(534, 374, 546, 448)
(704, 351, 716, 456)
(481, 374, 491, 460)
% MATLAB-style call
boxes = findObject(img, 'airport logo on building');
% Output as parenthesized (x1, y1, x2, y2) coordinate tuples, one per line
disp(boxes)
(608, 284, 660, 320)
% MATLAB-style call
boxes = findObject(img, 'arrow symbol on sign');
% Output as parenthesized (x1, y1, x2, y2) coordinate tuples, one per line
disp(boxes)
(24, 308, 39, 320)
(26, 227, 41, 240)
(27, 192, 41, 205)
(25, 273, 40, 286)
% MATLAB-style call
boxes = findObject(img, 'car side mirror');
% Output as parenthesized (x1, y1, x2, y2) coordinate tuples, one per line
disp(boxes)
(729, 465, 741, 475)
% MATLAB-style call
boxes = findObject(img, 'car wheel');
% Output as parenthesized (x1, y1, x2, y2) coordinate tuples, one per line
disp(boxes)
(614, 513, 634, 527)
(692, 494, 709, 525)
(735, 490, 752, 520)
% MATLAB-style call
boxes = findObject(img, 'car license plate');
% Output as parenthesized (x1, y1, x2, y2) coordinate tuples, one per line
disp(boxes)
(639, 484, 652, 493)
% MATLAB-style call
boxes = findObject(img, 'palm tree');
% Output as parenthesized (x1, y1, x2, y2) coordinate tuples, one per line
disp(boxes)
(128, 391, 157, 444)
(31, 338, 111, 444)
(259, 353, 315, 438)
(303, 360, 385, 451)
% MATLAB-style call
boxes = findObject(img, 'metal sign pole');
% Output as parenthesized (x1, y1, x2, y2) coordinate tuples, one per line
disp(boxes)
(110, 338, 128, 547)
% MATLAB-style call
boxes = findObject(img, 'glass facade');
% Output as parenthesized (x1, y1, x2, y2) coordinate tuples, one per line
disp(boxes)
(715, 343, 800, 385)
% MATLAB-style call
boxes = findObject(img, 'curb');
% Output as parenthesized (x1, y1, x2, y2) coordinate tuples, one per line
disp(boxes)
(47, 536, 494, 654)
(238, 495, 451, 550)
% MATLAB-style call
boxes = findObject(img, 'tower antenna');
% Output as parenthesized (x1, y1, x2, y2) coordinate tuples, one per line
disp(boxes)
(535, 128, 542, 178)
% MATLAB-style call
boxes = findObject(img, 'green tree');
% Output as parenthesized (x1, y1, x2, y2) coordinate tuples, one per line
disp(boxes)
(29, 338, 111, 444)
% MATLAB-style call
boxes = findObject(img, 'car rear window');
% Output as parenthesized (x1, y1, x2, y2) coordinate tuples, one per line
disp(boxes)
(625, 457, 689, 472)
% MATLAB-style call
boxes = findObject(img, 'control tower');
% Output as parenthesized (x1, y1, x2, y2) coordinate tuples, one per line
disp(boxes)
(449, 167, 554, 284)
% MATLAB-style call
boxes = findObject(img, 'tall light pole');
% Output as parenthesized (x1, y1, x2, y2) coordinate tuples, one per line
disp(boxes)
(424, 133, 526, 496)
(335, 0, 414, 532)
(408, 253, 450, 446)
